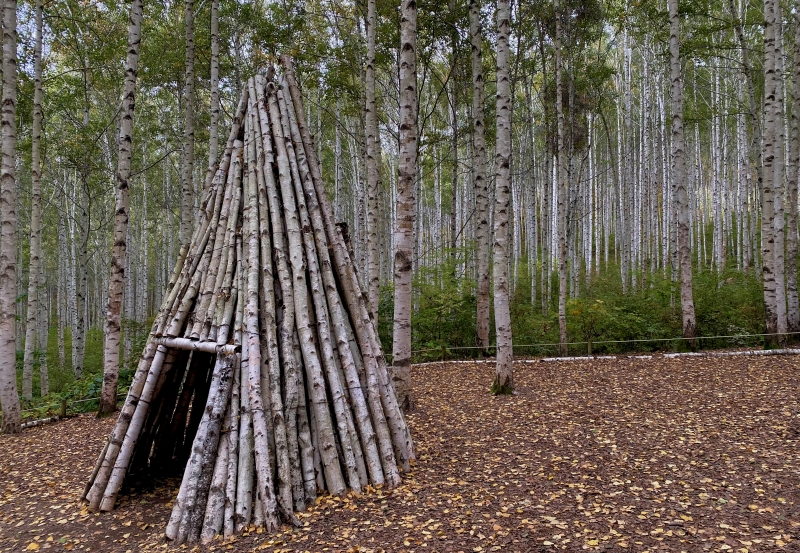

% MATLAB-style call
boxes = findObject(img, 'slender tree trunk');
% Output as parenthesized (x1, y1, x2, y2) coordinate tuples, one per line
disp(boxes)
(772, 6, 788, 342)
(0, 0, 20, 433)
(555, 0, 568, 356)
(762, 0, 783, 346)
(365, 0, 381, 319)
(99, 0, 144, 416)
(449, 0, 459, 255)
(669, 0, 697, 344)
(392, 0, 418, 412)
(22, 0, 43, 400)
(492, 0, 513, 394)
(787, 4, 800, 334)
(38, 279, 48, 397)
(181, 0, 195, 247)
(470, 0, 490, 353)
(73, 92, 90, 381)
(208, 0, 220, 179)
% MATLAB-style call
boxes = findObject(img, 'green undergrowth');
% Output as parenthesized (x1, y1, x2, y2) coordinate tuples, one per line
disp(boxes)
(13, 327, 139, 421)
(379, 256, 770, 362)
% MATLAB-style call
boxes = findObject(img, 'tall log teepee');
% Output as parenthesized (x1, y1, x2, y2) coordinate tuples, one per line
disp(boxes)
(83, 60, 414, 545)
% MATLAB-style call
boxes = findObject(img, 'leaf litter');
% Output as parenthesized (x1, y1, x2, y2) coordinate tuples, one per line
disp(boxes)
(0, 355, 798, 552)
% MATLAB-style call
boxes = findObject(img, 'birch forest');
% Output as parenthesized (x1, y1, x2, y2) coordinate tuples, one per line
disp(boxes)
(2, 0, 800, 431)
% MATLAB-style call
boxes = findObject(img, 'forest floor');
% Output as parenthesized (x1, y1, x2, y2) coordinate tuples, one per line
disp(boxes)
(1, 355, 799, 553)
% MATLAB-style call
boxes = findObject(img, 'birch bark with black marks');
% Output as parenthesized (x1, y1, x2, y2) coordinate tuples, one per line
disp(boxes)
(787, 4, 800, 334)
(0, 0, 19, 434)
(762, 0, 785, 346)
(99, 0, 144, 416)
(242, 98, 280, 530)
(22, 0, 44, 401)
(393, 0, 418, 412)
(267, 82, 347, 496)
(470, 0, 490, 353)
(492, 0, 514, 394)
(254, 76, 305, 508)
(669, 0, 697, 343)
(365, 0, 382, 318)
(280, 55, 414, 471)
(286, 102, 391, 486)
(181, 0, 196, 247)
(208, 0, 220, 178)
(555, 0, 568, 357)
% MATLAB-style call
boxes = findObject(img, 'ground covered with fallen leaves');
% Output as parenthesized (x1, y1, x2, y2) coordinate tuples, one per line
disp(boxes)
(1, 355, 799, 553)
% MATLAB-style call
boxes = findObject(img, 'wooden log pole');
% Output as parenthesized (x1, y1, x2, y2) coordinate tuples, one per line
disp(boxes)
(279, 78, 392, 487)
(254, 76, 305, 510)
(280, 57, 413, 471)
(266, 82, 346, 496)
(242, 96, 281, 530)
(275, 84, 362, 492)
(152, 337, 239, 355)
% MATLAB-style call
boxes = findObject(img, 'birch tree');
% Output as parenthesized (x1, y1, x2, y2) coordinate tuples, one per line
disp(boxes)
(787, 3, 800, 334)
(22, 0, 44, 400)
(471, 0, 490, 353)
(0, 0, 20, 433)
(762, 0, 786, 346)
(669, 0, 697, 342)
(555, 0, 568, 355)
(365, 0, 381, 318)
(99, 0, 144, 416)
(392, 0, 418, 412)
(492, 0, 513, 394)
(208, 0, 220, 178)
(181, 0, 195, 247)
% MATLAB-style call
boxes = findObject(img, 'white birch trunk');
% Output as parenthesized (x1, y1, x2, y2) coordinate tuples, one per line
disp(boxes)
(0, 0, 19, 433)
(763, 0, 783, 344)
(365, 0, 382, 318)
(22, 0, 43, 400)
(100, 0, 143, 416)
(181, 0, 195, 247)
(492, 0, 514, 393)
(208, 0, 220, 177)
(555, 0, 568, 356)
(787, 5, 800, 333)
(669, 0, 697, 342)
(392, 0, 418, 412)
(471, 0, 491, 352)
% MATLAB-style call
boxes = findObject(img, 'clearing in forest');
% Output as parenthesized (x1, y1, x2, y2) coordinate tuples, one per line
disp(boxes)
(0, 356, 798, 552)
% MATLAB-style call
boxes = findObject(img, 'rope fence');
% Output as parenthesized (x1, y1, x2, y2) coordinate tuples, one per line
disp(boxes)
(13, 332, 800, 429)
(19, 390, 129, 428)
(390, 331, 800, 363)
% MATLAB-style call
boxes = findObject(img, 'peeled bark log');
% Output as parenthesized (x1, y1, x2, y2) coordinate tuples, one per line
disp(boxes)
(267, 82, 346, 496)
(280, 81, 391, 487)
(281, 56, 414, 471)
(242, 100, 281, 531)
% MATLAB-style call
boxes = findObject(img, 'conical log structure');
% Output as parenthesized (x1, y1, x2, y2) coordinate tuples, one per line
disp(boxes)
(82, 63, 413, 545)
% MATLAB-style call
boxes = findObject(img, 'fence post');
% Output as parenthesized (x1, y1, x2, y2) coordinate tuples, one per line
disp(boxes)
(60, 398, 67, 418)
